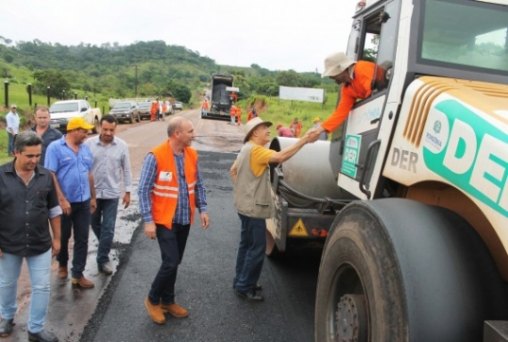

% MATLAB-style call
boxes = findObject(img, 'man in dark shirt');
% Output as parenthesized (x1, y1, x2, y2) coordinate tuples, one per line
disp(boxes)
(0, 131, 62, 342)
(32, 105, 62, 166)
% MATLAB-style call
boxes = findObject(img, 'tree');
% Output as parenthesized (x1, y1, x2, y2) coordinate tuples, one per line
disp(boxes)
(164, 80, 191, 103)
(33, 70, 71, 98)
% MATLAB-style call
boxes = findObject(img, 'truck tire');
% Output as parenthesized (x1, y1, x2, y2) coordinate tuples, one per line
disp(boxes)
(315, 199, 508, 342)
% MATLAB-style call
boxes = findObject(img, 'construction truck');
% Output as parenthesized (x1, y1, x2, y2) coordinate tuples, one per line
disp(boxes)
(201, 74, 238, 121)
(266, 0, 508, 341)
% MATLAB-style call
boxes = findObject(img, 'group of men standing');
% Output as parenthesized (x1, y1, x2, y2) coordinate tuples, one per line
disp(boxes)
(0, 108, 131, 341)
(0, 50, 374, 338)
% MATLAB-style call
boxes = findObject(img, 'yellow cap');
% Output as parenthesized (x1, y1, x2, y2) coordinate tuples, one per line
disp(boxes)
(313, 116, 321, 123)
(67, 117, 94, 131)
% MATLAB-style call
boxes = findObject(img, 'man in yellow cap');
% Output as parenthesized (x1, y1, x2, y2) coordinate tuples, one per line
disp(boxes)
(44, 117, 97, 289)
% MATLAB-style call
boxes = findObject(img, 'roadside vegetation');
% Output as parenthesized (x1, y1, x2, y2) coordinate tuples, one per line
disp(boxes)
(0, 39, 341, 156)
(0, 129, 10, 164)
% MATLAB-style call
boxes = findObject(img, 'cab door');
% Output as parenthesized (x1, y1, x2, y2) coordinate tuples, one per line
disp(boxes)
(335, 0, 400, 199)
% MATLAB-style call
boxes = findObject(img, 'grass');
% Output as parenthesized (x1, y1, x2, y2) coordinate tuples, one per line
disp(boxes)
(0, 129, 12, 165)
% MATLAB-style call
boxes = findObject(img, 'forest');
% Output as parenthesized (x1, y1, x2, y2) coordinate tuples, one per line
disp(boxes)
(0, 38, 337, 105)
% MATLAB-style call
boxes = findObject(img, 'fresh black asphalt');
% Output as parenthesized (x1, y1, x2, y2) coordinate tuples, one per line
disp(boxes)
(80, 151, 321, 342)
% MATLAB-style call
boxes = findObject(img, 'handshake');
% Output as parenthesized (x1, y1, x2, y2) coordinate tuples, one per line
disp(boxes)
(301, 126, 326, 143)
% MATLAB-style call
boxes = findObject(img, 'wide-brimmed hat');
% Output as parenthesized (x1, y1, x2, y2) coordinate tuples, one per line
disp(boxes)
(322, 52, 355, 78)
(67, 117, 94, 131)
(244, 117, 272, 143)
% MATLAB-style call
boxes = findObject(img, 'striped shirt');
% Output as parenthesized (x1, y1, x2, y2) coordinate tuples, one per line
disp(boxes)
(138, 152, 207, 224)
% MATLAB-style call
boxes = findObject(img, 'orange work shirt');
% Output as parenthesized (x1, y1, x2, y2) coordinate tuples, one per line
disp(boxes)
(322, 61, 375, 133)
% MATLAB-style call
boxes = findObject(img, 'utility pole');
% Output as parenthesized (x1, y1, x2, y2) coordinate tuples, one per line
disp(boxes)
(134, 65, 138, 98)
(3, 80, 9, 108)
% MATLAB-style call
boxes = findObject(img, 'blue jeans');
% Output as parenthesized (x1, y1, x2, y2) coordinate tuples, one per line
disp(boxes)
(7, 133, 15, 156)
(91, 198, 119, 265)
(57, 200, 91, 278)
(148, 224, 190, 305)
(233, 214, 266, 293)
(0, 249, 51, 333)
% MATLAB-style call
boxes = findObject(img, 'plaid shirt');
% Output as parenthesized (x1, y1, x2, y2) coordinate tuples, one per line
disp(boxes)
(138, 152, 207, 224)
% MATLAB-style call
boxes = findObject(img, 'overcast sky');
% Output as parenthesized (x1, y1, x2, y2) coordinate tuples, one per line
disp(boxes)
(0, 0, 359, 73)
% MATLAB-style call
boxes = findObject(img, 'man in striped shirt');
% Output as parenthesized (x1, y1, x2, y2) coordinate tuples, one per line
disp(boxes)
(138, 116, 209, 325)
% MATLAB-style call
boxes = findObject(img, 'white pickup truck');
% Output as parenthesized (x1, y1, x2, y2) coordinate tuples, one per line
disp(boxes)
(49, 99, 101, 133)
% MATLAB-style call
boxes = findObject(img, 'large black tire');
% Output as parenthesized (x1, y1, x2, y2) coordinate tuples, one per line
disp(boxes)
(315, 198, 508, 342)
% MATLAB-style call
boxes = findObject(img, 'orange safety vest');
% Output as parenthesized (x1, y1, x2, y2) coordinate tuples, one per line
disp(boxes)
(150, 101, 158, 115)
(151, 141, 198, 229)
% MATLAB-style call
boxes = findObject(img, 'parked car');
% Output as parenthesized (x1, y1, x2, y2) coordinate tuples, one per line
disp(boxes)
(173, 101, 183, 111)
(109, 101, 140, 123)
(163, 100, 174, 116)
(137, 101, 152, 120)
(49, 99, 101, 133)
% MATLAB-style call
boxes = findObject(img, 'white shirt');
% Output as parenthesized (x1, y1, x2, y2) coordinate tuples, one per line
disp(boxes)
(6, 111, 20, 135)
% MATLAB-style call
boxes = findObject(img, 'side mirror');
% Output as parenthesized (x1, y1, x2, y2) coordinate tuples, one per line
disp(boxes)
(81, 107, 88, 112)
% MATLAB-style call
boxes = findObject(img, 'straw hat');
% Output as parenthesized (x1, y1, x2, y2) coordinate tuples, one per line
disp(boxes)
(322, 52, 355, 78)
(244, 117, 272, 143)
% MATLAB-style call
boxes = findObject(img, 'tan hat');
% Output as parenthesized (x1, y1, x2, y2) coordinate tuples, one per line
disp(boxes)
(322, 52, 355, 78)
(67, 117, 94, 131)
(244, 117, 272, 143)
(11, 104, 17, 109)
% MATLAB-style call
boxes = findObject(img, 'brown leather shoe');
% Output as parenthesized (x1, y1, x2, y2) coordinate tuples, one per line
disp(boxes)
(161, 303, 189, 318)
(144, 298, 166, 324)
(57, 266, 68, 279)
(71, 276, 95, 289)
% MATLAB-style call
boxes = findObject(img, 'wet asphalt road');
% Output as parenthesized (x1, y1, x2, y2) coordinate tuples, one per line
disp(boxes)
(80, 151, 321, 342)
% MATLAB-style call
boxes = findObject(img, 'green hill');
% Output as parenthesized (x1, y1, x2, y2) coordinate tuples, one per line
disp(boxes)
(0, 38, 340, 161)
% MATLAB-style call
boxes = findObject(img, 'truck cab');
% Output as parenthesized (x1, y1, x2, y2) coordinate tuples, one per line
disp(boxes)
(202, 74, 238, 120)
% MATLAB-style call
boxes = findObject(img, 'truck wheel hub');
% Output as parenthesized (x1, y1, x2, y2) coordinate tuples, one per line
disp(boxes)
(336, 294, 367, 342)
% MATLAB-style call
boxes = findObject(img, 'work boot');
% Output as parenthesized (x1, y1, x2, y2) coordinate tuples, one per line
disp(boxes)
(71, 276, 94, 289)
(144, 298, 166, 324)
(98, 262, 113, 275)
(28, 329, 58, 342)
(0, 318, 14, 337)
(57, 266, 67, 279)
(161, 303, 189, 318)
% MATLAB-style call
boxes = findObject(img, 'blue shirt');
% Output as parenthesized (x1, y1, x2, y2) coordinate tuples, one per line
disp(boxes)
(138, 152, 207, 224)
(44, 136, 93, 203)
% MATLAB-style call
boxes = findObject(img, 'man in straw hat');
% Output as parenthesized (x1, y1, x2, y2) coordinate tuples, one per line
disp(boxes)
(230, 117, 311, 301)
(308, 52, 377, 141)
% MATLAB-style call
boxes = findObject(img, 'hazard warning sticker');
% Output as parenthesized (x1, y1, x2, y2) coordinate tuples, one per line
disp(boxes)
(289, 219, 308, 237)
